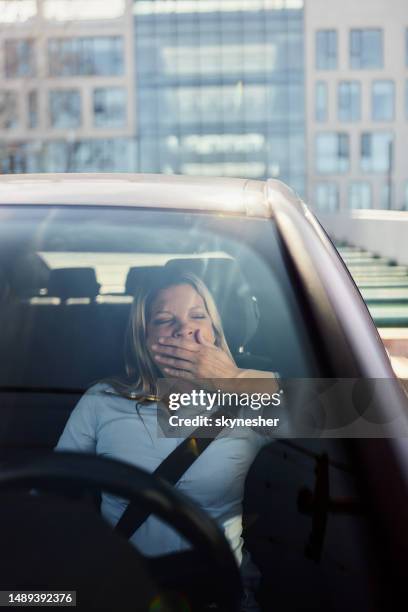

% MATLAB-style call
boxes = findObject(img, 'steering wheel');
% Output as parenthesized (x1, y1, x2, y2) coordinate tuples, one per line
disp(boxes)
(0, 452, 242, 611)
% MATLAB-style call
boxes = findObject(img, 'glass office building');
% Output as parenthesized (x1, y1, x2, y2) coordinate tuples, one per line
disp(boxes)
(133, 0, 305, 195)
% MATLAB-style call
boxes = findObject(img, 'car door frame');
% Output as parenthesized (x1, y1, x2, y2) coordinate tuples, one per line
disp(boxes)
(268, 182, 408, 604)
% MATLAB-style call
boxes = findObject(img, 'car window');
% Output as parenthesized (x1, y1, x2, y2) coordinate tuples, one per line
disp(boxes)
(0, 205, 319, 393)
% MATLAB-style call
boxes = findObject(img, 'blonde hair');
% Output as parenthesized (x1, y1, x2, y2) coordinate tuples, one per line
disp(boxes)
(105, 269, 233, 401)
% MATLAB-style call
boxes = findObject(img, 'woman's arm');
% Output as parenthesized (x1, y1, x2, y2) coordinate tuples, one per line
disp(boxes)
(55, 388, 99, 453)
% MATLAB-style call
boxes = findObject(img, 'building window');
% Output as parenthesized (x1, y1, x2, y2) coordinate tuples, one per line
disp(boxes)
(152, 83, 302, 126)
(44, 139, 133, 172)
(381, 183, 393, 209)
(0, 91, 18, 129)
(406, 29, 408, 67)
(315, 81, 328, 122)
(338, 81, 361, 122)
(315, 182, 338, 212)
(316, 30, 337, 70)
(0, 141, 41, 174)
(350, 29, 383, 69)
(372, 80, 394, 121)
(48, 37, 124, 77)
(361, 132, 393, 173)
(316, 132, 349, 174)
(405, 80, 408, 119)
(349, 182, 372, 209)
(27, 90, 38, 128)
(49, 90, 81, 128)
(4, 39, 35, 78)
(93, 88, 126, 128)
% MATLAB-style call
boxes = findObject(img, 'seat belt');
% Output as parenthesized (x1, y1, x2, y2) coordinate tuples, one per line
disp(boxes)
(115, 405, 233, 540)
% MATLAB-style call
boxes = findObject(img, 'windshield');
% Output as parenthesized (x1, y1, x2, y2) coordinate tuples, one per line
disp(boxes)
(0, 205, 318, 393)
(1, 1, 404, 609)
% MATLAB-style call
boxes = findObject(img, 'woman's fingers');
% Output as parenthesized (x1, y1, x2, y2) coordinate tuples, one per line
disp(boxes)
(153, 336, 238, 379)
(154, 353, 193, 369)
(152, 343, 196, 362)
(156, 337, 200, 353)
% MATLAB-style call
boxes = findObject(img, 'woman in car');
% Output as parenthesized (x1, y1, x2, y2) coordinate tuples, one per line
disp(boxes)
(56, 269, 278, 610)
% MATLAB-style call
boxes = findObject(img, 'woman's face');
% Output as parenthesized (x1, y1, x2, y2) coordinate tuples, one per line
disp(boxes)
(146, 284, 216, 350)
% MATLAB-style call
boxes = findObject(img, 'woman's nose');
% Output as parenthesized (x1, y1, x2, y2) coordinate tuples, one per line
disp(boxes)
(174, 321, 195, 338)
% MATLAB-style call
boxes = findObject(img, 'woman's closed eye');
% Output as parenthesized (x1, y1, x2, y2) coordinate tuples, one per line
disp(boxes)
(153, 321, 171, 327)
(153, 312, 207, 325)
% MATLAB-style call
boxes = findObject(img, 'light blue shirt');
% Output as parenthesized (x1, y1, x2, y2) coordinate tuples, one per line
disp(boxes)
(55, 383, 270, 564)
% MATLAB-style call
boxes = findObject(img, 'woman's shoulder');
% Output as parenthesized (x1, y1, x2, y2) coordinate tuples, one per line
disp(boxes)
(85, 381, 116, 396)
(72, 382, 127, 414)
(84, 380, 140, 398)
(81, 380, 147, 413)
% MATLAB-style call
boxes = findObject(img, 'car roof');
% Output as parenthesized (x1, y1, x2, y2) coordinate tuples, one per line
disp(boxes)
(0, 173, 300, 218)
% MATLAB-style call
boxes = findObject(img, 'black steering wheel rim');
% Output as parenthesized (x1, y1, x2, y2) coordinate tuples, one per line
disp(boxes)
(0, 451, 242, 611)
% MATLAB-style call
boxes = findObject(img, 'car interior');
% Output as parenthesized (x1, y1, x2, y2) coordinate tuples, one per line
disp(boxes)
(0, 205, 382, 610)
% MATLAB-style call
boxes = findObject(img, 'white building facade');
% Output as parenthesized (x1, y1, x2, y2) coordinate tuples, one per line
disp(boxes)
(0, 0, 136, 172)
(305, 0, 408, 212)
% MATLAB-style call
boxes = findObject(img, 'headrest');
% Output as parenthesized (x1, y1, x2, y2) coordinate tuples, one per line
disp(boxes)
(125, 266, 161, 296)
(47, 268, 100, 301)
(165, 258, 259, 352)
(9, 252, 50, 298)
(0, 268, 11, 303)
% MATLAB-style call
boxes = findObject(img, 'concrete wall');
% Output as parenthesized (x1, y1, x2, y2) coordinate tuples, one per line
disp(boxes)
(319, 210, 408, 265)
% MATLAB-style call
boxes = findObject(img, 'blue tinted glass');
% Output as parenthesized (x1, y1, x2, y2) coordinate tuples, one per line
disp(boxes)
(315, 182, 338, 212)
(381, 183, 393, 209)
(350, 29, 382, 69)
(48, 39, 78, 77)
(0, 143, 39, 173)
(5, 39, 35, 78)
(45, 141, 69, 172)
(315, 133, 349, 174)
(49, 90, 81, 128)
(93, 88, 126, 128)
(93, 39, 113, 75)
(349, 182, 371, 209)
(28, 91, 38, 129)
(360, 132, 393, 172)
(45, 139, 133, 172)
(405, 28, 408, 67)
(338, 81, 361, 121)
(94, 38, 123, 75)
(79, 38, 95, 76)
(316, 30, 337, 70)
(315, 82, 327, 122)
(135, 6, 305, 194)
(372, 81, 394, 121)
(406, 80, 408, 119)
(48, 37, 123, 77)
(0, 91, 18, 129)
